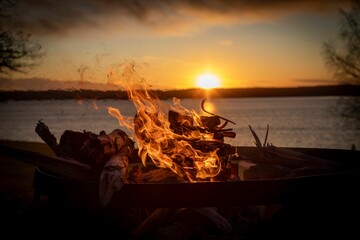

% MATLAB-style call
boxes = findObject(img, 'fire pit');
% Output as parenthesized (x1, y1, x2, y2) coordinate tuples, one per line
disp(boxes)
(2, 142, 359, 210)
(25, 89, 360, 210)
(8, 145, 352, 209)
(2, 139, 360, 239)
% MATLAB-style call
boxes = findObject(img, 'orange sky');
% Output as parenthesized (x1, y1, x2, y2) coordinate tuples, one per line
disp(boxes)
(1, 0, 352, 90)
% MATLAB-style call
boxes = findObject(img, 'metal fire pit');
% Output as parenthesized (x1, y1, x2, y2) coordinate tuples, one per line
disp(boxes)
(1, 144, 360, 209)
(30, 147, 360, 210)
(33, 165, 360, 210)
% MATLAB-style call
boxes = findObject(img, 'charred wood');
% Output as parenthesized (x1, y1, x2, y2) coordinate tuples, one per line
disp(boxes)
(35, 120, 59, 155)
(35, 121, 135, 174)
(59, 130, 108, 171)
(168, 110, 236, 141)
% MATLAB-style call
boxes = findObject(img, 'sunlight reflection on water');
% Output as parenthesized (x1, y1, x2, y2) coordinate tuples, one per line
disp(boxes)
(0, 96, 359, 150)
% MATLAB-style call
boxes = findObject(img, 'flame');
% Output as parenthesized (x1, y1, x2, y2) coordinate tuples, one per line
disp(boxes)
(107, 63, 223, 182)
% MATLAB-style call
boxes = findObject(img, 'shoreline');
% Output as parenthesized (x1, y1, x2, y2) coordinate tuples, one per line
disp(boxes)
(1, 84, 359, 100)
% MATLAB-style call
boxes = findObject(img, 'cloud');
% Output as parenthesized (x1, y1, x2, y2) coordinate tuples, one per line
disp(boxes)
(293, 78, 336, 85)
(0, 77, 121, 90)
(2, 0, 351, 36)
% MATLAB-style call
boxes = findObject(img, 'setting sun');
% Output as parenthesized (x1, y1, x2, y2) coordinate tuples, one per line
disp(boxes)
(196, 73, 222, 89)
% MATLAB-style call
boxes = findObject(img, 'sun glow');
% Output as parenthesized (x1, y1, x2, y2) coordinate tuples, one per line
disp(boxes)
(196, 73, 221, 89)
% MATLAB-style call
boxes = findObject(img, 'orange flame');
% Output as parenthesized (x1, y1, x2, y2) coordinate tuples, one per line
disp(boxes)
(107, 63, 222, 182)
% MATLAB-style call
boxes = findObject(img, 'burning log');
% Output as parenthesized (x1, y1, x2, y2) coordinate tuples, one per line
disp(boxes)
(132, 99, 237, 182)
(134, 168, 184, 183)
(168, 99, 237, 142)
(167, 106, 237, 181)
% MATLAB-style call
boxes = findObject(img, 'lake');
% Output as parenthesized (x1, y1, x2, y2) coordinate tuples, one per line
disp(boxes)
(0, 96, 359, 150)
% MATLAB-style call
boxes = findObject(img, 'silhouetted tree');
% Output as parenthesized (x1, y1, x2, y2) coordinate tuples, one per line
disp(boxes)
(0, 0, 41, 74)
(323, 1, 360, 121)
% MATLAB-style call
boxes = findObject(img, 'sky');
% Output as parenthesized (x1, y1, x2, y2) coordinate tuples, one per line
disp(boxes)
(0, 0, 353, 90)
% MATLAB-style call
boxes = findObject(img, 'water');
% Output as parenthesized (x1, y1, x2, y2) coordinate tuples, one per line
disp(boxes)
(0, 96, 359, 149)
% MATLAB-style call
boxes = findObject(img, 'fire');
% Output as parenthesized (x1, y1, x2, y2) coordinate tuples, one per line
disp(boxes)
(107, 63, 234, 182)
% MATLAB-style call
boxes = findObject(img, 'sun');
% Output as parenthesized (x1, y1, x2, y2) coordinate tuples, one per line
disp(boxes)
(196, 73, 221, 89)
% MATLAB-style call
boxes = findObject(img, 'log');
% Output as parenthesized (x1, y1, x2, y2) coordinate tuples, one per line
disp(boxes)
(168, 109, 236, 141)
(35, 121, 135, 172)
(136, 168, 184, 183)
(35, 120, 59, 155)
(248, 125, 341, 172)
(262, 145, 342, 170)
(58, 129, 108, 170)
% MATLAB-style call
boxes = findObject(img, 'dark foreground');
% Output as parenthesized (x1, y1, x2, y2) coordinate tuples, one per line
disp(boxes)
(1, 140, 360, 239)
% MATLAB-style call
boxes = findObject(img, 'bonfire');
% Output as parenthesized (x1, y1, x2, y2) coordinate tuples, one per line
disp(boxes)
(34, 64, 342, 208)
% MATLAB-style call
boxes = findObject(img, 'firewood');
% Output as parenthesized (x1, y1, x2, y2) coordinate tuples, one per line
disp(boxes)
(189, 140, 236, 157)
(249, 125, 341, 172)
(262, 145, 341, 170)
(134, 109, 237, 182)
(35, 121, 135, 173)
(200, 115, 221, 129)
(168, 110, 197, 135)
(137, 168, 184, 183)
(168, 109, 236, 140)
(59, 130, 107, 170)
(35, 120, 59, 155)
(99, 153, 129, 207)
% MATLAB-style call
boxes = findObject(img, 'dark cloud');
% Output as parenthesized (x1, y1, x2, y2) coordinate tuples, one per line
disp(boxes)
(1, 0, 351, 36)
(293, 78, 336, 85)
(0, 77, 121, 90)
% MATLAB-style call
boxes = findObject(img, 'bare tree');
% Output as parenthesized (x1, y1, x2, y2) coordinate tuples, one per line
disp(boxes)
(0, 0, 42, 74)
(323, 1, 360, 121)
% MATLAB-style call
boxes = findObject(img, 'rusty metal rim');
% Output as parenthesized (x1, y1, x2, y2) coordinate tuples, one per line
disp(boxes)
(34, 166, 360, 208)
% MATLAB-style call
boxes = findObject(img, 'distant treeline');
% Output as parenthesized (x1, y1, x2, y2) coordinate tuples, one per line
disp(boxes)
(0, 84, 359, 101)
